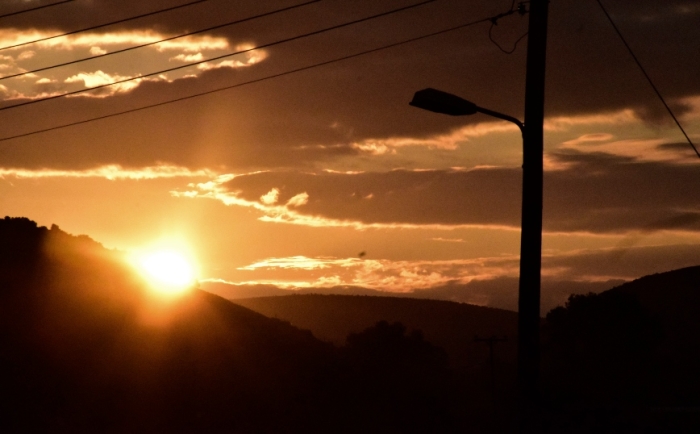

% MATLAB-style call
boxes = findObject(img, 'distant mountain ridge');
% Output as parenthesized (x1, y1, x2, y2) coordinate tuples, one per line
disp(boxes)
(230, 265, 700, 371)
(202, 277, 620, 312)
(233, 294, 519, 370)
(610, 264, 700, 315)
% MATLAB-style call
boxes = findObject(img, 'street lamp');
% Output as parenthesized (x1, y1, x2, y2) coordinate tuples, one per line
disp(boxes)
(409, 87, 542, 410)
(410, 3, 548, 430)
(409, 88, 524, 133)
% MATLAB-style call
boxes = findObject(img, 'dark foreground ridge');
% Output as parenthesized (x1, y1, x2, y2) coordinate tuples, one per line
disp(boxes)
(232, 267, 700, 432)
(0, 217, 458, 433)
(3, 216, 700, 432)
(233, 294, 520, 370)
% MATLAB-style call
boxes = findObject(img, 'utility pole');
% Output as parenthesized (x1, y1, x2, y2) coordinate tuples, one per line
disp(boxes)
(409, 2, 550, 428)
(474, 335, 508, 407)
(518, 0, 549, 430)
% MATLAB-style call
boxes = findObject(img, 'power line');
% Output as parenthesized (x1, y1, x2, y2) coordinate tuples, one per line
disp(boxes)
(0, 0, 74, 20)
(0, 12, 500, 143)
(0, 0, 436, 112)
(0, 0, 321, 81)
(0, 0, 209, 52)
(595, 0, 700, 159)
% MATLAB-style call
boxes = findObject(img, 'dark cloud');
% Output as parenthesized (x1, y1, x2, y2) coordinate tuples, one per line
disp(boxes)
(543, 151, 700, 233)
(542, 243, 700, 283)
(634, 100, 694, 125)
(656, 142, 698, 154)
(0, 0, 698, 170)
(226, 168, 523, 226)
(216, 150, 700, 233)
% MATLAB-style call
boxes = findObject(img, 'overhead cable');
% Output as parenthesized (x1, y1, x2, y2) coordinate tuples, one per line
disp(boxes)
(0, 0, 74, 20)
(0, 0, 435, 112)
(595, 0, 700, 159)
(0, 0, 209, 51)
(0, 12, 504, 143)
(487, 1, 528, 54)
(0, 0, 321, 81)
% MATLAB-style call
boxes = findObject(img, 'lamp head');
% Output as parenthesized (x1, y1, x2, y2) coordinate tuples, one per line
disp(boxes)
(409, 88, 478, 116)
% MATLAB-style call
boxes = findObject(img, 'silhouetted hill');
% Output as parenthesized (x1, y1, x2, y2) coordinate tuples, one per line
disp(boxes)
(610, 265, 700, 332)
(542, 265, 700, 431)
(596, 266, 700, 385)
(8, 216, 696, 431)
(203, 280, 423, 300)
(0, 219, 324, 431)
(231, 267, 700, 431)
(608, 266, 700, 405)
(231, 294, 523, 432)
(230, 266, 700, 373)
(0, 217, 468, 433)
(233, 294, 519, 371)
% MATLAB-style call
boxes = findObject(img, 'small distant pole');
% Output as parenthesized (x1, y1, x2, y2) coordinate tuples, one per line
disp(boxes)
(475, 335, 508, 406)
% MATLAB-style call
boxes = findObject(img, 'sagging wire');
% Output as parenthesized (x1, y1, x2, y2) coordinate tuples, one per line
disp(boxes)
(488, 1, 529, 54)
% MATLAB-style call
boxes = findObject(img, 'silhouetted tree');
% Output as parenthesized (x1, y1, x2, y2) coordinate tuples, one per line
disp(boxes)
(338, 321, 455, 433)
(542, 290, 664, 429)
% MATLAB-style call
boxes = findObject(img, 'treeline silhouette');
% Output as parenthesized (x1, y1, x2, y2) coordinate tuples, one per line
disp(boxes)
(235, 272, 700, 431)
(2, 216, 699, 432)
(541, 270, 700, 432)
(234, 294, 519, 371)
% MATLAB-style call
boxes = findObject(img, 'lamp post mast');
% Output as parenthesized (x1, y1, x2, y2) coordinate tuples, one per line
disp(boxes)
(518, 0, 548, 421)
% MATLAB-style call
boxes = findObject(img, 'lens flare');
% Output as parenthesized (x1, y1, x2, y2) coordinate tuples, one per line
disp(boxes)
(133, 249, 197, 295)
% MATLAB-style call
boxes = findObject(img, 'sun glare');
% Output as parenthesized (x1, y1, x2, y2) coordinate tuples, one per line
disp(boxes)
(133, 249, 197, 295)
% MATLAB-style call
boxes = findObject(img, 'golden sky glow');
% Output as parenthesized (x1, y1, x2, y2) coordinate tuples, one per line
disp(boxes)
(1, 0, 699, 312)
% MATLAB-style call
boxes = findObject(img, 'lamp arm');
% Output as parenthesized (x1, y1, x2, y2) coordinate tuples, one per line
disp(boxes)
(475, 106, 524, 135)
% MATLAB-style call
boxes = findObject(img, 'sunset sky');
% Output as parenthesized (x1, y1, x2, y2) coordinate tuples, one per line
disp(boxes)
(1, 0, 699, 312)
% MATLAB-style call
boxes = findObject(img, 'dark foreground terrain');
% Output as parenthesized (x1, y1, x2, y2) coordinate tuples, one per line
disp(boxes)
(0, 217, 460, 433)
(231, 270, 700, 431)
(2, 216, 700, 432)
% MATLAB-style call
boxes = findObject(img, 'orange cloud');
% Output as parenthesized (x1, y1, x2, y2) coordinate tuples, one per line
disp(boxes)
(0, 29, 265, 100)
(171, 169, 522, 231)
(544, 109, 639, 131)
(0, 164, 215, 180)
(233, 255, 521, 293)
(431, 237, 465, 243)
(260, 188, 279, 205)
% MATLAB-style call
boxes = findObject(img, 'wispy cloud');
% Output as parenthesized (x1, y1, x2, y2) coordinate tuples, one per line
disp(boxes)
(431, 237, 465, 243)
(544, 109, 639, 131)
(232, 254, 521, 292)
(171, 171, 519, 231)
(202, 242, 700, 311)
(240, 256, 361, 271)
(0, 30, 266, 99)
(344, 105, 671, 156)
(0, 30, 230, 52)
(559, 135, 697, 163)
(0, 164, 216, 180)
(347, 121, 521, 154)
(63, 70, 146, 96)
(172, 154, 700, 234)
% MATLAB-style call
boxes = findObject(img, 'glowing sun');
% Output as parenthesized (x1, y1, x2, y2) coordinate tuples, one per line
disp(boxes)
(133, 249, 197, 294)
